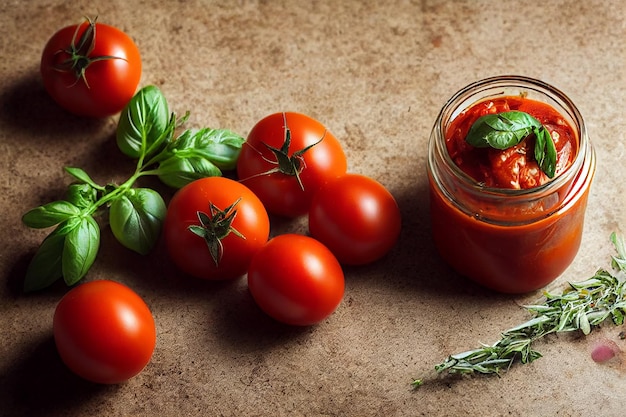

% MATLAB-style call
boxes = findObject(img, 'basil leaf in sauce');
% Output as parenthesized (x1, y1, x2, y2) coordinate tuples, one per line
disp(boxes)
(466, 110, 557, 178)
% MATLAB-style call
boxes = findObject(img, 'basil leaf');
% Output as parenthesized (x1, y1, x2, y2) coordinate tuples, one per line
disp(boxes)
(191, 128, 245, 170)
(22, 200, 81, 229)
(116, 85, 171, 159)
(533, 126, 557, 178)
(109, 188, 166, 255)
(155, 128, 245, 188)
(64, 167, 103, 189)
(24, 217, 88, 291)
(65, 183, 98, 209)
(173, 128, 245, 169)
(24, 227, 67, 291)
(493, 111, 541, 129)
(466, 111, 540, 149)
(466, 110, 557, 178)
(62, 216, 100, 286)
(156, 153, 222, 189)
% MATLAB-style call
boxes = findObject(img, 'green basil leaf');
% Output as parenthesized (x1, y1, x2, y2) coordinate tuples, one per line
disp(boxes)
(189, 128, 245, 170)
(109, 188, 166, 255)
(485, 126, 532, 149)
(24, 227, 67, 292)
(62, 216, 100, 286)
(156, 154, 222, 189)
(534, 126, 557, 178)
(154, 128, 244, 188)
(65, 183, 98, 209)
(466, 111, 540, 149)
(171, 128, 244, 169)
(24, 218, 84, 291)
(466, 110, 557, 178)
(116, 85, 171, 159)
(22, 200, 81, 229)
(64, 167, 103, 189)
(491, 111, 541, 130)
(464, 116, 496, 148)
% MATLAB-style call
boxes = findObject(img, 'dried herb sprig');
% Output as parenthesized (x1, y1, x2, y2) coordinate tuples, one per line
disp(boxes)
(413, 232, 626, 387)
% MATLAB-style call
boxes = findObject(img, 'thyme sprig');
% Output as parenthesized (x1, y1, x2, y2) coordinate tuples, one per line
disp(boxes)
(413, 232, 626, 387)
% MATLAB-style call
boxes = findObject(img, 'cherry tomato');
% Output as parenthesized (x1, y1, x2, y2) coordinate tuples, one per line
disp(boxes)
(309, 173, 401, 265)
(237, 112, 347, 217)
(53, 280, 156, 384)
(247, 234, 345, 326)
(164, 177, 270, 280)
(40, 17, 141, 117)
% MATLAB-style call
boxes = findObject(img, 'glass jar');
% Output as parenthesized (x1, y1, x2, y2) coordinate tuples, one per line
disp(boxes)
(427, 75, 596, 293)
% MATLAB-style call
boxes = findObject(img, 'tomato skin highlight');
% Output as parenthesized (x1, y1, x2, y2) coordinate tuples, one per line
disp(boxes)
(40, 20, 142, 117)
(164, 177, 270, 280)
(309, 174, 401, 265)
(237, 112, 347, 217)
(53, 280, 156, 384)
(247, 234, 345, 326)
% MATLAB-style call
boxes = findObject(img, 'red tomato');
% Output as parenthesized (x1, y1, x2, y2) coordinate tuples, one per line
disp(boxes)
(40, 17, 141, 117)
(247, 234, 345, 326)
(308, 173, 401, 265)
(53, 280, 156, 384)
(237, 112, 347, 217)
(164, 177, 270, 280)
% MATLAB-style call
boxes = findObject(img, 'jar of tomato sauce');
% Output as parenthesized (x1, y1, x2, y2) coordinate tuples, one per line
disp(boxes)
(427, 75, 596, 293)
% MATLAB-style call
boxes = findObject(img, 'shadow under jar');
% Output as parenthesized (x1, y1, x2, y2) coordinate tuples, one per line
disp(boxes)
(427, 75, 596, 294)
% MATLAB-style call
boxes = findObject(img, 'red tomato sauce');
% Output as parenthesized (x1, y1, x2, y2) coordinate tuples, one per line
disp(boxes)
(445, 96, 578, 189)
(429, 186, 590, 293)
(428, 95, 595, 293)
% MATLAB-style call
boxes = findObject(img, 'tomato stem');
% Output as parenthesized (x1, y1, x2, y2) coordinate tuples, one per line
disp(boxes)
(240, 112, 325, 191)
(188, 198, 245, 266)
(53, 16, 125, 88)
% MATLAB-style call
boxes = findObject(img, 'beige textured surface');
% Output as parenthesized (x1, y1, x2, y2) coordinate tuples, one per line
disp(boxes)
(1, 1, 625, 416)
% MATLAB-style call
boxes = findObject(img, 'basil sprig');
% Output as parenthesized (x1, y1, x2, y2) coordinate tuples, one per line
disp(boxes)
(465, 110, 557, 178)
(22, 85, 244, 291)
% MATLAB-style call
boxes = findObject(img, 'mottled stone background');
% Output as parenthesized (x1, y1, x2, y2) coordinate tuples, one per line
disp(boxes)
(1, 1, 624, 416)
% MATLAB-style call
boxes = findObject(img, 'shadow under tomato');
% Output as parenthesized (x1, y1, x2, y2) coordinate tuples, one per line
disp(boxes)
(0, 68, 107, 136)
(94, 229, 247, 299)
(0, 335, 115, 416)
(336, 177, 502, 302)
(209, 283, 313, 353)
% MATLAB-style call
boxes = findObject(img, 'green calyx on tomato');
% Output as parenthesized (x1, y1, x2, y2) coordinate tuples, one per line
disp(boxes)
(249, 112, 325, 191)
(164, 177, 270, 280)
(188, 199, 245, 267)
(237, 112, 347, 218)
(52, 16, 124, 88)
(41, 16, 142, 117)
(465, 110, 557, 178)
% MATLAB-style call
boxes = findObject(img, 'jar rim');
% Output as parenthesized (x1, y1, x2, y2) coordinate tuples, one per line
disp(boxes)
(435, 75, 589, 199)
